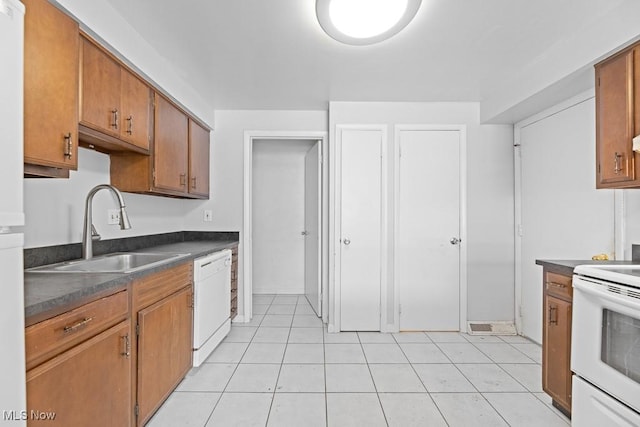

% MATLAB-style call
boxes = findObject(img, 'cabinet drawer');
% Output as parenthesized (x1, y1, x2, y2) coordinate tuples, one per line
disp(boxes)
(133, 262, 193, 310)
(25, 291, 128, 370)
(544, 272, 573, 300)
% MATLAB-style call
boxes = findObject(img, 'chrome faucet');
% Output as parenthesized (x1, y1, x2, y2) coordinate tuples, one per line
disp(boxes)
(82, 184, 132, 260)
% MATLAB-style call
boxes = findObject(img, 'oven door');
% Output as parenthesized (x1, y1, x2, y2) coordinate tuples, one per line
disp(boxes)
(572, 275, 640, 413)
(573, 376, 640, 426)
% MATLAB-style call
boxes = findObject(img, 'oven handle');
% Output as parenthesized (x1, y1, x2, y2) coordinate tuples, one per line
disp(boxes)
(574, 278, 640, 311)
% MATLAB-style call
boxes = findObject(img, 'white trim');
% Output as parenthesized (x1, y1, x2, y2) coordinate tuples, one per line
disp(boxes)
(513, 88, 596, 335)
(393, 124, 468, 333)
(242, 130, 328, 325)
(614, 189, 625, 260)
(332, 124, 388, 332)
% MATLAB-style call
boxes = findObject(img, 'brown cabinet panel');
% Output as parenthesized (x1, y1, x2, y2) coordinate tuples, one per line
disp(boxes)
(23, 0, 79, 172)
(595, 46, 637, 188)
(188, 119, 210, 198)
(136, 287, 193, 425)
(80, 38, 121, 137)
(25, 291, 128, 370)
(132, 262, 193, 311)
(542, 285, 572, 416)
(26, 321, 132, 427)
(120, 70, 152, 150)
(153, 94, 189, 193)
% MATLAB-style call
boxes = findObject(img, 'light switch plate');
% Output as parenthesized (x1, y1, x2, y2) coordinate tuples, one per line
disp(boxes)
(203, 210, 213, 222)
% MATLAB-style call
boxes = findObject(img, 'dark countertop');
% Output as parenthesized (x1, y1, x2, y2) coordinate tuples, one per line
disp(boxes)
(535, 259, 636, 276)
(24, 238, 238, 326)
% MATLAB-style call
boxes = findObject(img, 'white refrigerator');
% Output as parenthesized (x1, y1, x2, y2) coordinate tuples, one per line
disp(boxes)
(0, 0, 27, 425)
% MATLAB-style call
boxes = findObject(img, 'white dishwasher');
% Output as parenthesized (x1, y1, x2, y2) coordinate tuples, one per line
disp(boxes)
(193, 249, 232, 367)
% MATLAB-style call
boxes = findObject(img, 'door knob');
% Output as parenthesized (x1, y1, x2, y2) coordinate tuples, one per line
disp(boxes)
(343, 238, 351, 245)
(450, 237, 461, 245)
(301, 231, 308, 236)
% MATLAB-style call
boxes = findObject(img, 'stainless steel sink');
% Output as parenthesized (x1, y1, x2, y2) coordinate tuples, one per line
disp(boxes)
(27, 252, 188, 273)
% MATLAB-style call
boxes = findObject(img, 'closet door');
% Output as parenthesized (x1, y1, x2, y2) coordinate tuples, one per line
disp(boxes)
(338, 127, 383, 331)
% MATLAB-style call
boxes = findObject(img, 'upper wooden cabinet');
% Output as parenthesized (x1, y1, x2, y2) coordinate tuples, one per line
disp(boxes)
(23, 0, 79, 177)
(188, 119, 211, 198)
(595, 44, 640, 188)
(79, 37, 152, 154)
(154, 94, 189, 193)
(111, 94, 210, 199)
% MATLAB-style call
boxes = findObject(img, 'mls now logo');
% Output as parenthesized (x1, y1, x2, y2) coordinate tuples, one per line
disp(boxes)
(3, 410, 56, 421)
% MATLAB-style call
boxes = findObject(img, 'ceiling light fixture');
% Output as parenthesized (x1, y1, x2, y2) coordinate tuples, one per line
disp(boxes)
(316, 0, 421, 46)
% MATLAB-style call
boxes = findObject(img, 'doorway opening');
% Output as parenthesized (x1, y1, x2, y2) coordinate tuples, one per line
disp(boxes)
(243, 131, 328, 325)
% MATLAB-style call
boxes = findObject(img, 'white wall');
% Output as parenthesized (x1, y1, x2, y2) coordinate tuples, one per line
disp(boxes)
(182, 110, 328, 317)
(23, 149, 193, 248)
(252, 139, 315, 294)
(329, 102, 515, 331)
(516, 92, 615, 343)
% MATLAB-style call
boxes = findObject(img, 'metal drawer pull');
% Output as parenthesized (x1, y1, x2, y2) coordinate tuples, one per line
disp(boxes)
(121, 334, 130, 358)
(231, 288, 237, 294)
(63, 317, 93, 334)
(547, 281, 567, 289)
(126, 115, 133, 135)
(63, 133, 73, 159)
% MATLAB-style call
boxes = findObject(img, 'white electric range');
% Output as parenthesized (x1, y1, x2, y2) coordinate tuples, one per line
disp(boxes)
(572, 265, 640, 426)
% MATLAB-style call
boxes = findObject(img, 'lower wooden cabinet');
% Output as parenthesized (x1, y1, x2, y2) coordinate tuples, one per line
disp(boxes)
(136, 287, 193, 425)
(26, 320, 132, 426)
(131, 262, 193, 426)
(541, 269, 573, 417)
(25, 262, 195, 427)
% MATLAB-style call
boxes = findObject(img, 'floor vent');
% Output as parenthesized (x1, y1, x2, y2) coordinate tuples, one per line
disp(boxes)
(468, 321, 517, 335)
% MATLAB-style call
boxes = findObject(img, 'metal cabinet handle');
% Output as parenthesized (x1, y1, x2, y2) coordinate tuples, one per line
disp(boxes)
(63, 317, 93, 334)
(343, 238, 351, 245)
(121, 334, 130, 358)
(126, 115, 133, 135)
(191, 177, 197, 189)
(63, 133, 73, 159)
(111, 109, 119, 129)
(180, 174, 187, 186)
(549, 305, 558, 325)
(614, 152, 623, 174)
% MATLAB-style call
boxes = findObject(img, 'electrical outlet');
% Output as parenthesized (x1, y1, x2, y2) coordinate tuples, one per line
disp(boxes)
(203, 210, 213, 222)
(108, 209, 120, 225)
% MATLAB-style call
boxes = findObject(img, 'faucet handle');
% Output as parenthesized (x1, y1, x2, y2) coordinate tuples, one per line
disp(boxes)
(91, 224, 101, 241)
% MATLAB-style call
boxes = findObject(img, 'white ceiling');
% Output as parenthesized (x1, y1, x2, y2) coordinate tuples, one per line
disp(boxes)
(104, 0, 627, 113)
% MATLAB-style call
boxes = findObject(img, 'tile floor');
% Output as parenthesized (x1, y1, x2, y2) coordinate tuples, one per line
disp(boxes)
(148, 295, 570, 427)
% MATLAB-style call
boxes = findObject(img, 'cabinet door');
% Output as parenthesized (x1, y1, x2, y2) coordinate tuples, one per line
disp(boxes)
(26, 321, 132, 427)
(188, 119, 210, 198)
(542, 294, 572, 413)
(80, 38, 121, 136)
(120, 70, 152, 150)
(596, 49, 635, 186)
(23, 0, 79, 170)
(153, 94, 189, 194)
(136, 287, 193, 425)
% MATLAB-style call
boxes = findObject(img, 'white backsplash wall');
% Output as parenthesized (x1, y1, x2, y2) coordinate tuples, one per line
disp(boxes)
(23, 148, 192, 248)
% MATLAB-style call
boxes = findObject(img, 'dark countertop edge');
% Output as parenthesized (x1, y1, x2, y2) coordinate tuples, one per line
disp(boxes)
(535, 259, 636, 276)
(24, 239, 239, 326)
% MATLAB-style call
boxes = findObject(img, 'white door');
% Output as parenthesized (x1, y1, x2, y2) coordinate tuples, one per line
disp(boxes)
(304, 142, 322, 316)
(398, 129, 460, 331)
(339, 129, 382, 331)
